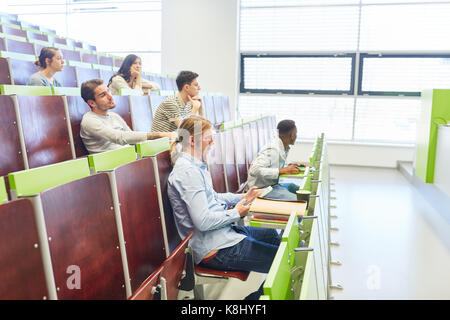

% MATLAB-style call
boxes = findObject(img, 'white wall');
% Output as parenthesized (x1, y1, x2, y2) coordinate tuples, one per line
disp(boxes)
(161, 0, 239, 119)
(288, 141, 414, 168)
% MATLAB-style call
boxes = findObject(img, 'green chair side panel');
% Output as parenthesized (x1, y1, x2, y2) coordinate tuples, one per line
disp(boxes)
(135, 137, 170, 157)
(51, 86, 81, 96)
(88, 146, 137, 173)
(0, 176, 8, 203)
(282, 211, 300, 268)
(0, 85, 52, 96)
(263, 242, 293, 300)
(8, 158, 90, 197)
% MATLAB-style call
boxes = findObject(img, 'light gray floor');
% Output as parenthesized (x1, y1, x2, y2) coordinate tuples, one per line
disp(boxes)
(214, 165, 450, 300)
(329, 165, 450, 300)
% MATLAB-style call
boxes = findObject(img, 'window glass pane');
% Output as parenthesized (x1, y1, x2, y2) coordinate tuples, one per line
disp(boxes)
(361, 56, 450, 94)
(242, 56, 353, 93)
(240, 6, 359, 52)
(239, 95, 355, 141)
(360, 4, 450, 51)
(354, 98, 420, 143)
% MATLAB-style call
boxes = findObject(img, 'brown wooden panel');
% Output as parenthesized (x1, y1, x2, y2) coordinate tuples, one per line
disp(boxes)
(0, 57, 11, 85)
(60, 48, 81, 62)
(9, 58, 39, 85)
(0, 38, 6, 52)
(1, 25, 26, 38)
(128, 266, 162, 300)
(213, 96, 224, 125)
(26, 31, 48, 42)
(56, 65, 77, 87)
(81, 53, 98, 64)
(130, 95, 152, 132)
(148, 94, 166, 119)
(47, 35, 67, 45)
(67, 39, 83, 49)
(233, 126, 248, 185)
(115, 158, 166, 293)
(22, 22, 40, 31)
(222, 131, 239, 193)
(99, 56, 113, 67)
(207, 132, 227, 193)
(111, 95, 132, 129)
(0, 199, 49, 299)
(41, 173, 126, 300)
(114, 58, 123, 68)
(195, 266, 249, 282)
(66, 95, 90, 158)
(160, 232, 192, 300)
(6, 38, 34, 55)
(0, 95, 24, 176)
(203, 95, 216, 125)
(75, 67, 100, 87)
(17, 95, 73, 168)
(156, 151, 182, 253)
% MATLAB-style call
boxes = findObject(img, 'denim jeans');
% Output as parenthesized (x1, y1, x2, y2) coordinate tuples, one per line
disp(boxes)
(263, 183, 299, 201)
(198, 225, 281, 299)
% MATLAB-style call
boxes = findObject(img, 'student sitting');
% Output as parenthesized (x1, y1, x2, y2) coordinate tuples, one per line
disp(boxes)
(248, 119, 307, 201)
(107, 54, 160, 95)
(80, 79, 174, 154)
(27, 47, 63, 87)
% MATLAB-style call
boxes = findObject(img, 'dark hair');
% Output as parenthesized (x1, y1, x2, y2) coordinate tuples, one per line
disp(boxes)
(277, 120, 296, 135)
(35, 47, 59, 69)
(108, 54, 140, 86)
(81, 79, 104, 105)
(176, 71, 199, 91)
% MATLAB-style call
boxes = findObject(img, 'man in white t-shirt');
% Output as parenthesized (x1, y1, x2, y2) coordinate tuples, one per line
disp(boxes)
(80, 79, 175, 154)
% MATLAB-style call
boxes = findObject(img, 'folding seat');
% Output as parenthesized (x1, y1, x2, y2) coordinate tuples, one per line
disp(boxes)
(8, 58, 39, 85)
(149, 93, 167, 118)
(222, 130, 239, 193)
(60, 48, 81, 62)
(99, 55, 113, 67)
(203, 95, 216, 125)
(75, 66, 100, 87)
(0, 25, 26, 38)
(56, 64, 77, 87)
(8, 159, 128, 299)
(5, 38, 35, 55)
(128, 266, 164, 300)
(81, 52, 98, 64)
(15, 95, 74, 168)
(47, 35, 67, 45)
(212, 96, 224, 125)
(0, 16, 20, 27)
(129, 95, 153, 132)
(162, 76, 176, 91)
(0, 57, 12, 84)
(0, 95, 26, 177)
(26, 31, 48, 43)
(65, 95, 90, 158)
(0, 37, 5, 51)
(232, 125, 248, 187)
(21, 21, 40, 32)
(0, 198, 50, 299)
(207, 132, 227, 193)
(99, 69, 115, 86)
(66, 39, 83, 49)
(222, 96, 232, 122)
(111, 95, 133, 128)
(114, 57, 123, 68)
(148, 74, 163, 90)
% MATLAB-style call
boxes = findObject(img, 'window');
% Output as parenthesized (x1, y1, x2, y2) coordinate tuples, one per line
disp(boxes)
(239, 1, 450, 144)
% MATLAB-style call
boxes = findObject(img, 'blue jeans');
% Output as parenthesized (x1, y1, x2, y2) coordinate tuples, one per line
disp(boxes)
(263, 183, 299, 201)
(199, 226, 281, 299)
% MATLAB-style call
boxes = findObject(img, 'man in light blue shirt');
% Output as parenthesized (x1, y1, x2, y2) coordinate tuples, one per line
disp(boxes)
(167, 116, 281, 299)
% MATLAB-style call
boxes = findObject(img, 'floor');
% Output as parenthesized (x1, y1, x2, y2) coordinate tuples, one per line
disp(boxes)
(212, 165, 450, 300)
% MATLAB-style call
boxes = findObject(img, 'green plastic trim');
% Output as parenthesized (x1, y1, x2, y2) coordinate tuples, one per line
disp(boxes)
(118, 88, 142, 96)
(8, 158, 90, 197)
(88, 146, 137, 173)
(92, 63, 113, 71)
(0, 176, 8, 204)
(66, 60, 93, 69)
(259, 295, 270, 300)
(0, 50, 36, 62)
(51, 86, 81, 96)
(135, 137, 170, 157)
(298, 221, 317, 300)
(263, 242, 293, 300)
(0, 85, 52, 96)
(282, 211, 300, 268)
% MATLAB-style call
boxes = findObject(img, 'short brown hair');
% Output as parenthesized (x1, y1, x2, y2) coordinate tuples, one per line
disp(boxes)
(81, 79, 104, 106)
(176, 71, 199, 91)
(35, 47, 60, 69)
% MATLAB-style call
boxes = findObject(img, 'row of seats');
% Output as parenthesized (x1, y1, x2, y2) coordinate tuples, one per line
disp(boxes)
(0, 90, 235, 197)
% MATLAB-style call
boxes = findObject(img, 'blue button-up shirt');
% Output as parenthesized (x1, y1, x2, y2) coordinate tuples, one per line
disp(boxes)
(168, 152, 246, 264)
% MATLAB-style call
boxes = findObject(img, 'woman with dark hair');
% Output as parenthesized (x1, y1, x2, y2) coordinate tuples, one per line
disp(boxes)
(27, 47, 64, 87)
(108, 54, 159, 95)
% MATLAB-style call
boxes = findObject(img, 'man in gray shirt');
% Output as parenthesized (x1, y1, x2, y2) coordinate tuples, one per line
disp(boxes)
(80, 79, 175, 154)
(151, 71, 203, 133)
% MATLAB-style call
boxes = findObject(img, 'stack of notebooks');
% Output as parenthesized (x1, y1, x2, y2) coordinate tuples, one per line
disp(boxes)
(249, 198, 306, 223)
